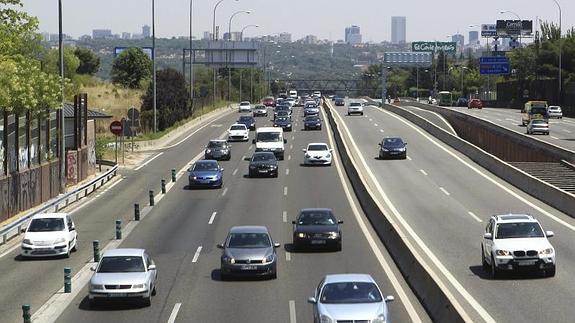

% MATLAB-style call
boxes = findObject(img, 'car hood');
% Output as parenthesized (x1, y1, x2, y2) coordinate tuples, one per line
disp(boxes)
(190, 170, 220, 177)
(307, 150, 330, 157)
(225, 247, 273, 260)
(494, 237, 552, 251)
(304, 120, 321, 124)
(318, 302, 384, 320)
(24, 231, 67, 243)
(295, 224, 338, 233)
(250, 160, 277, 167)
(238, 121, 255, 126)
(229, 129, 248, 135)
(275, 121, 291, 126)
(91, 272, 149, 285)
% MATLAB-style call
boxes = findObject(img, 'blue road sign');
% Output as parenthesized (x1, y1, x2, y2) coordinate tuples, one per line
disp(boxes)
(480, 56, 510, 75)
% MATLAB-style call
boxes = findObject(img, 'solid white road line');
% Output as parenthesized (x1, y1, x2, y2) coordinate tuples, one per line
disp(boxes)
(192, 246, 202, 263)
(134, 152, 164, 171)
(321, 105, 423, 323)
(283, 211, 287, 223)
(289, 300, 297, 323)
(221, 187, 228, 197)
(286, 168, 290, 176)
(284, 187, 288, 196)
(467, 211, 483, 223)
(291, 136, 295, 140)
(419, 169, 428, 176)
(439, 187, 451, 196)
(290, 144, 293, 150)
(208, 212, 217, 224)
(167, 303, 182, 323)
(285, 252, 291, 261)
(550, 136, 559, 139)
(232, 168, 238, 176)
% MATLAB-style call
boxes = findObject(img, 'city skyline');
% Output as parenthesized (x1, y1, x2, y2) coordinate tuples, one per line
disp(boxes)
(20, 0, 574, 43)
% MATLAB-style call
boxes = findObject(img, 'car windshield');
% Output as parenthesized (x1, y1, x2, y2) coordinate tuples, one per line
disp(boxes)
(240, 102, 250, 106)
(297, 210, 336, 225)
(383, 138, 404, 147)
(350, 102, 361, 107)
(28, 218, 65, 232)
(255, 105, 266, 109)
(239, 116, 253, 122)
(277, 111, 289, 116)
(530, 107, 547, 115)
(230, 125, 246, 131)
(193, 162, 218, 171)
(97, 256, 145, 273)
(305, 104, 317, 108)
(276, 106, 289, 111)
(532, 120, 547, 125)
(227, 233, 271, 248)
(252, 153, 275, 162)
(256, 132, 281, 142)
(207, 141, 225, 148)
(308, 144, 328, 151)
(305, 116, 320, 122)
(495, 222, 545, 239)
(320, 282, 382, 304)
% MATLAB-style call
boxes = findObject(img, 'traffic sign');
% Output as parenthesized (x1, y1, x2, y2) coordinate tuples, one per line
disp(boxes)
(109, 121, 123, 136)
(480, 58, 510, 75)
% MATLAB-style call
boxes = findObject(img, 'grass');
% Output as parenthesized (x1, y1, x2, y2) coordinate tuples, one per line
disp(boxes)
(81, 82, 145, 120)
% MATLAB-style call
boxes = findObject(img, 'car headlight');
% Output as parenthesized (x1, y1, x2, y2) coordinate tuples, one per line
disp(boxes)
(249, 165, 256, 169)
(132, 284, 146, 289)
(191, 176, 198, 180)
(399, 147, 406, 151)
(274, 124, 278, 127)
(382, 148, 389, 152)
(539, 248, 554, 255)
(23, 239, 33, 245)
(223, 256, 235, 264)
(316, 123, 321, 126)
(320, 315, 333, 323)
(262, 254, 274, 264)
(270, 165, 278, 169)
(297, 233, 306, 238)
(326, 154, 331, 158)
(329, 232, 339, 238)
(372, 313, 386, 323)
(90, 284, 104, 290)
(496, 249, 510, 256)
(54, 237, 66, 244)
(205, 149, 212, 154)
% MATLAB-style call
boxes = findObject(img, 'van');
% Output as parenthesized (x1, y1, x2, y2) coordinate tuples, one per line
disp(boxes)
(289, 90, 298, 99)
(252, 127, 287, 160)
(522, 101, 549, 126)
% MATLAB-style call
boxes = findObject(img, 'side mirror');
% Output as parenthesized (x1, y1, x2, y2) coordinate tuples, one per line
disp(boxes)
(69, 226, 75, 232)
(284, 139, 287, 144)
(148, 264, 157, 271)
(338, 220, 344, 224)
(384, 296, 395, 303)
(302, 149, 307, 152)
(216, 243, 224, 249)
(378, 143, 382, 146)
(307, 297, 317, 304)
(220, 168, 225, 172)
(252, 139, 256, 144)
(546, 231, 554, 238)
(90, 266, 96, 271)
(483, 233, 493, 240)
(404, 142, 408, 146)
(273, 242, 281, 248)
(329, 149, 333, 152)
(292, 220, 297, 224)
(244, 156, 251, 161)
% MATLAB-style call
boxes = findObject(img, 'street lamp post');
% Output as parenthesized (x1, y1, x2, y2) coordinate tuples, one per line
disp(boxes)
(152, 0, 157, 132)
(552, 0, 562, 101)
(189, 0, 194, 114)
(240, 24, 259, 41)
(58, 0, 65, 192)
(240, 25, 258, 101)
(212, 0, 238, 107)
(227, 10, 251, 104)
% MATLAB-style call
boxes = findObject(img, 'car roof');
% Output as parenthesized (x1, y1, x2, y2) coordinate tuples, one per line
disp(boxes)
(196, 159, 218, 164)
(102, 248, 145, 257)
(257, 127, 282, 133)
(209, 139, 226, 143)
(240, 101, 250, 104)
(300, 208, 333, 213)
(253, 151, 275, 156)
(493, 214, 537, 223)
(307, 142, 328, 146)
(230, 123, 247, 128)
(229, 225, 269, 234)
(31, 213, 68, 220)
(323, 274, 376, 284)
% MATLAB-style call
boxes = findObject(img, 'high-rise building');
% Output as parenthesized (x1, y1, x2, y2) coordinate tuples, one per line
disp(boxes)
(92, 29, 112, 39)
(142, 25, 151, 38)
(278, 33, 292, 43)
(223, 32, 242, 41)
(302, 35, 318, 45)
(452, 34, 464, 51)
(469, 31, 479, 45)
(203, 31, 213, 40)
(121, 32, 131, 39)
(345, 25, 362, 45)
(391, 16, 406, 44)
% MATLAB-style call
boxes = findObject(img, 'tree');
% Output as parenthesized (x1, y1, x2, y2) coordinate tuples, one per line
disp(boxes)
(141, 68, 189, 131)
(110, 47, 152, 89)
(0, 0, 42, 57)
(74, 47, 100, 75)
(42, 47, 80, 79)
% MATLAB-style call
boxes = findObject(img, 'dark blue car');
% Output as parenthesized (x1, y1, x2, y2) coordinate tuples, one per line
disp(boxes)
(188, 160, 224, 189)
(273, 116, 292, 131)
(237, 116, 256, 131)
(303, 115, 322, 130)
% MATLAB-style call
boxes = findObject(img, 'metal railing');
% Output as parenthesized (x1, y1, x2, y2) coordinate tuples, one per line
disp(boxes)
(0, 163, 118, 245)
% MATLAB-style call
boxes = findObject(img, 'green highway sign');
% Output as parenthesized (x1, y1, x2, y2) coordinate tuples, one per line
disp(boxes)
(412, 41, 457, 53)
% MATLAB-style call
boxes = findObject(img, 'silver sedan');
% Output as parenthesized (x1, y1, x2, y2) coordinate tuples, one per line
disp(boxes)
(89, 248, 157, 306)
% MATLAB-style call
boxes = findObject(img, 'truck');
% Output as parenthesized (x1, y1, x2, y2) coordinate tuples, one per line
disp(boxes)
(522, 101, 549, 126)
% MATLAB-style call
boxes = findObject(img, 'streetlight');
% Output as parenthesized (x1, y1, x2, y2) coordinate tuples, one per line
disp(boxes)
(58, 0, 65, 191)
(212, 0, 239, 107)
(152, 0, 157, 132)
(228, 10, 251, 41)
(500, 10, 522, 47)
(552, 0, 562, 100)
(189, 0, 194, 114)
(227, 10, 251, 104)
(449, 66, 468, 96)
(240, 24, 259, 41)
(241, 24, 259, 102)
(415, 68, 429, 101)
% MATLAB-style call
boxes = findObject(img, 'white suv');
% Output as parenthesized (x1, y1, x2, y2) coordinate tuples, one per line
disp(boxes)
(481, 214, 556, 278)
(238, 101, 252, 112)
(347, 102, 364, 116)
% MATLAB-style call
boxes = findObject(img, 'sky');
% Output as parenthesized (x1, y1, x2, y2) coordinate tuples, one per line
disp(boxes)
(21, 0, 574, 43)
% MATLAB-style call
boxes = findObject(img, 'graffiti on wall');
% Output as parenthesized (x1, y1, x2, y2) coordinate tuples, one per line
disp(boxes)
(87, 120, 96, 176)
(66, 151, 78, 185)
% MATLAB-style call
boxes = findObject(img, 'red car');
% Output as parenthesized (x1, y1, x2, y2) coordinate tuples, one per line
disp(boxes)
(262, 97, 276, 107)
(468, 99, 483, 109)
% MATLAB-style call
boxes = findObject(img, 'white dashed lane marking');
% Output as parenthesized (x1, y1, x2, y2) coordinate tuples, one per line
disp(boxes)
(284, 187, 288, 196)
(419, 169, 428, 176)
(439, 187, 451, 196)
(208, 212, 217, 224)
(192, 246, 202, 263)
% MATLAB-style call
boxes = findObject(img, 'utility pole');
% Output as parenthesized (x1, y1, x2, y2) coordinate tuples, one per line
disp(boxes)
(152, 0, 157, 132)
(58, 0, 65, 192)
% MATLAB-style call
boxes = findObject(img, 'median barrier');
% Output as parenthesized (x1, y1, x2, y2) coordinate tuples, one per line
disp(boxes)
(383, 103, 575, 219)
(323, 101, 465, 322)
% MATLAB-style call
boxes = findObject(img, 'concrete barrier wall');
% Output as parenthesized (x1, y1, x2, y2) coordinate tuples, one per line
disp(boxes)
(383, 103, 575, 219)
(323, 103, 465, 322)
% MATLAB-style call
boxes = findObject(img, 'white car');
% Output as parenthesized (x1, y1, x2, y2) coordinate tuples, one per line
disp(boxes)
(313, 91, 322, 98)
(308, 274, 394, 323)
(347, 102, 364, 116)
(238, 101, 252, 112)
(303, 143, 333, 166)
(547, 106, 563, 119)
(21, 213, 78, 258)
(481, 214, 556, 278)
(89, 248, 157, 306)
(285, 98, 297, 107)
(227, 124, 249, 141)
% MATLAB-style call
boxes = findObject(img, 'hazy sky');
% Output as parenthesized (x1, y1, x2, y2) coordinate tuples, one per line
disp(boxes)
(21, 0, 574, 42)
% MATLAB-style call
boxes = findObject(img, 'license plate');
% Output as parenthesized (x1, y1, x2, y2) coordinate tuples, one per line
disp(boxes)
(241, 265, 257, 270)
(258, 170, 268, 173)
(109, 293, 127, 297)
(311, 240, 326, 245)
(517, 260, 536, 266)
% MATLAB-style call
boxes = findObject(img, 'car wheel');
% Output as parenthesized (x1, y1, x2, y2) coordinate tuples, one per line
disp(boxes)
(347, 113, 350, 116)
(361, 112, 364, 116)
(64, 244, 71, 258)
(90, 298, 100, 308)
(142, 294, 152, 307)
(546, 266, 556, 277)
(151, 284, 157, 296)
(335, 240, 342, 252)
(481, 246, 488, 270)
(270, 271, 277, 280)
(490, 256, 500, 279)
(72, 238, 78, 252)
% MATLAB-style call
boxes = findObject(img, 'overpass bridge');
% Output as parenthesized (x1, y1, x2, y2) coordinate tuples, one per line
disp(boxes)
(275, 79, 376, 93)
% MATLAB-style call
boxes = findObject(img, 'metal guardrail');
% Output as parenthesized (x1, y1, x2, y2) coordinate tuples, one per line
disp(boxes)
(0, 163, 118, 245)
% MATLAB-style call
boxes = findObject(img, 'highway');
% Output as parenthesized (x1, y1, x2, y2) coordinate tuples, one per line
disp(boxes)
(33, 105, 429, 322)
(328, 98, 575, 323)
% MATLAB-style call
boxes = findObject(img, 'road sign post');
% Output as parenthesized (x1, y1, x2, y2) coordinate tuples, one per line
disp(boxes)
(109, 121, 123, 164)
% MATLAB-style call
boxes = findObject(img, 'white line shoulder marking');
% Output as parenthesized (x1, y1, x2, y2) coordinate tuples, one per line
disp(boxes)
(167, 303, 182, 323)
